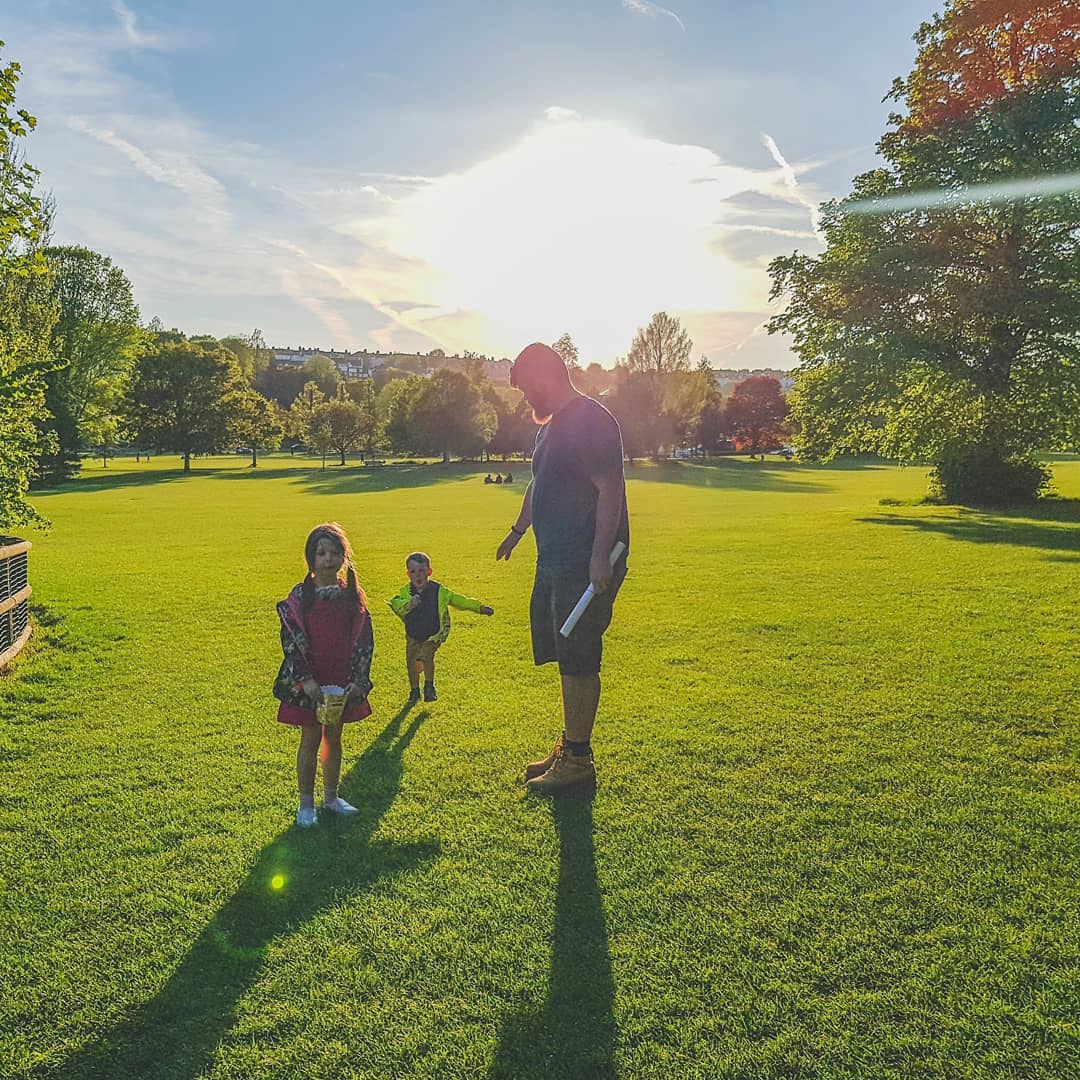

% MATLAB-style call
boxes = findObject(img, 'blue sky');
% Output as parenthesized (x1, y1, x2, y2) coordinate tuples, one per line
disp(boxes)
(6, 0, 937, 366)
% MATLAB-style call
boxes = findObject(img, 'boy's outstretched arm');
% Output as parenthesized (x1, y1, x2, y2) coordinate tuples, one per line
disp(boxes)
(496, 480, 532, 561)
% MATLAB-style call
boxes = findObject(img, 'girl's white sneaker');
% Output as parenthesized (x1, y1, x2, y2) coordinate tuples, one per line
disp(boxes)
(296, 805, 318, 828)
(321, 797, 358, 815)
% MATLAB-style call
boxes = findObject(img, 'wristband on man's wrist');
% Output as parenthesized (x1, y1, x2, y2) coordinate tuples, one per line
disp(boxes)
(509, 524, 525, 537)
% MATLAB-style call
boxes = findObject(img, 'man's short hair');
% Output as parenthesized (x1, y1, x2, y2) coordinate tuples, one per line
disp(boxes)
(510, 342, 569, 389)
(406, 551, 431, 569)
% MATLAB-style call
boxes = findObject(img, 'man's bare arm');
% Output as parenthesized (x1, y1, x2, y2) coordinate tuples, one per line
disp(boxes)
(587, 469, 624, 592)
(496, 480, 533, 561)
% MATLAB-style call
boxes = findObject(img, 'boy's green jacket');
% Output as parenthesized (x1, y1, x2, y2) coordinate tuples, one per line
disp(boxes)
(387, 581, 484, 644)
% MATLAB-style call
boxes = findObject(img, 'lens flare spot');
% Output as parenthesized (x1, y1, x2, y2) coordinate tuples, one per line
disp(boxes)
(271, 874, 286, 891)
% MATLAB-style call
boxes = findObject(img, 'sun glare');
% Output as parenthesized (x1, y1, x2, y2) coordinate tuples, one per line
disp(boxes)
(348, 115, 787, 360)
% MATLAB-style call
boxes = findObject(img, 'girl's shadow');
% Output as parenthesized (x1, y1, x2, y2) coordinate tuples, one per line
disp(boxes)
(49, 707, 436, 1080)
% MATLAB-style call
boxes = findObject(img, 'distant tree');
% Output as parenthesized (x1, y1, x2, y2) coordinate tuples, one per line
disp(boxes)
(768, 0, 1080, 502)
(254, 363, 307, 409)
(490, 394, 535, 459)
(574, 361, 614, 399)
(40, 245, 143, 480)
(552, 332, 581, 370)
(234, 390, 284, 467)
(411, 368, 497, 462)
(0, 42, 58, 528)
(309, 396, 368, 466)
(373, 364, 414, 391)
(286, 380, 326, 442)
(607, 369, 659, 463)
(306, 409, 336, 469)
(300, 354, 340, 396)
(221, 328, 272, 383)
(123, 342, 247, 472)
(626, 312, 692, 375)
(378, 376, 426, 454)
(341, 378, 384, 458)
(724, 376, 789, 458)
(609, 313, 707, 458)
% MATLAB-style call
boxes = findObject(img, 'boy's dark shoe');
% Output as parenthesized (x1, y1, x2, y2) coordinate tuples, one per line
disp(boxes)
(526, 748, 596, 797)
(406, 687, 421, 706)
(524, 734, 563, 781)
(423, 683, 438, 702)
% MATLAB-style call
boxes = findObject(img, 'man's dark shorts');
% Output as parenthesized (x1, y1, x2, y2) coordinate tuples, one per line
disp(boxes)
(530, 562, 626, 676)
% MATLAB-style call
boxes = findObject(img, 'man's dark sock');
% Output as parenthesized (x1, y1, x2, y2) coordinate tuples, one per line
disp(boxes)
(563, 734, 591, 757)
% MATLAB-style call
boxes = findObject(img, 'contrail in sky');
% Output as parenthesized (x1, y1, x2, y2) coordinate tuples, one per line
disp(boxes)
(845, 171, 1080, 215)
(622, 0, 685, 32)
(762, 133, 822, 238)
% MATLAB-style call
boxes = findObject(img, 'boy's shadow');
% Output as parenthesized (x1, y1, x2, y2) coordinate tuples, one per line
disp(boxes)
(50, 707, 436, 1080)
(489, 798, 616, 1079)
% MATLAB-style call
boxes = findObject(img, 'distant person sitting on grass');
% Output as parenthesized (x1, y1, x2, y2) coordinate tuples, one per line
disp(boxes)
(505, 471, 513, 483)
(273, 522, 374, 829)
(494, 473, 504, 484)
(388, 552, 494, 705)
(484, 473, 494, 484)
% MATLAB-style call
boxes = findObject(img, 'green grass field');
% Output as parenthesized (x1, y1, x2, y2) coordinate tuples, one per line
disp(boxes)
(2, 454, 1078, 1079)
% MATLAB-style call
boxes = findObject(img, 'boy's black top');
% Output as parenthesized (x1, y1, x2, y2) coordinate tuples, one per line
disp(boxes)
(531, 395, 629, 572)
(404, 581, 441, 640)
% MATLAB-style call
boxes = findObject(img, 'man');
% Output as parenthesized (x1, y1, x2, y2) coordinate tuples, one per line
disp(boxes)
(496, 342, 629, 795)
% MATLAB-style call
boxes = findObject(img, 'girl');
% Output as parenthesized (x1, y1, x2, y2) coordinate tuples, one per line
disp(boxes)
(274, 522, 374, 827)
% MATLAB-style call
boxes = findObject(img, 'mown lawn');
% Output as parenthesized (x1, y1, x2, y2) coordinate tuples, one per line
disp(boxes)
(1, 454, 1078, 1079)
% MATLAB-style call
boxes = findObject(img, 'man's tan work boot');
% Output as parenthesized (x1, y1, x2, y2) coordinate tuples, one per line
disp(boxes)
(526, 746, 596, 796)
(524, 734, 563, 781)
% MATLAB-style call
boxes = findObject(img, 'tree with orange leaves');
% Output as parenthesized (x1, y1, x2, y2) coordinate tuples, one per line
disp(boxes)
(769, 1, 1079, 504)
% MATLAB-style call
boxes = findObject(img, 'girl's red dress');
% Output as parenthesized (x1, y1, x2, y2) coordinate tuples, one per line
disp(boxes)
(277, 591, 373, 726)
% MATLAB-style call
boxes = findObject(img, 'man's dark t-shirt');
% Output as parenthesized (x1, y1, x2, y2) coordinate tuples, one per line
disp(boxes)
(404, 581, 441, 640)
(531, 396, 630, 572)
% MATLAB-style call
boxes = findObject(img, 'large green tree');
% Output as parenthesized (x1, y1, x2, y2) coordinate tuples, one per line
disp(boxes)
(0, 43, 57, 529)
(307, 387, 373, 466)
(234, 389, 283, 467)
(41, 245, 143, 481)
(411, 368, 497, 462)
(123, 342, 247, 472)
(768, 0, 1080, 502)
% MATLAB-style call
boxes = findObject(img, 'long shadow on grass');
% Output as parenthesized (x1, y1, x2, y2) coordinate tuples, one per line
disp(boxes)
(860, 501, 1080, 558)
(280, 461, 525, 496)
(489, 798, 616, 1079)
(625, 458, 831, 494)
(32, 466, 196, 496)
(48, 707, 436, 1080)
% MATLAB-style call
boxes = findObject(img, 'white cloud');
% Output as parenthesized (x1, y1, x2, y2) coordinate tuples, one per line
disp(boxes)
(111, 1, 167, 50)
(66, 117, 231, 230)
(621, 0, 685, 33)
(11, 6, 824, 361)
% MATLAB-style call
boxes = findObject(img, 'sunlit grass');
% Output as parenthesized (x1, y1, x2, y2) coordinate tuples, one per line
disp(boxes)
(2, 453, 1077, 1078)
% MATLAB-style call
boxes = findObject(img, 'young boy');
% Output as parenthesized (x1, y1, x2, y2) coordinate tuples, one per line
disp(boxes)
(388, 552, 494, 704)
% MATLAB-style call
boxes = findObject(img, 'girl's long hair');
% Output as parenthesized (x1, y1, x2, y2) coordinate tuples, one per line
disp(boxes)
(301, 522, 367, 613)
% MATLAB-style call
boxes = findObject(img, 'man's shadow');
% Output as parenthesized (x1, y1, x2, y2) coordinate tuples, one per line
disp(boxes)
(50, 707, 436, 1080)
(489, 797, 616, 1079)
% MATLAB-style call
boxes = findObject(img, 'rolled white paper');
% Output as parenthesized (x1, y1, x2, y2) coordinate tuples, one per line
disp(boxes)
(558, 541, 627, 638)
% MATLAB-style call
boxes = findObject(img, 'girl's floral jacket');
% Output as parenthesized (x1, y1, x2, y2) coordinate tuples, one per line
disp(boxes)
(272, 583, 374, 708)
